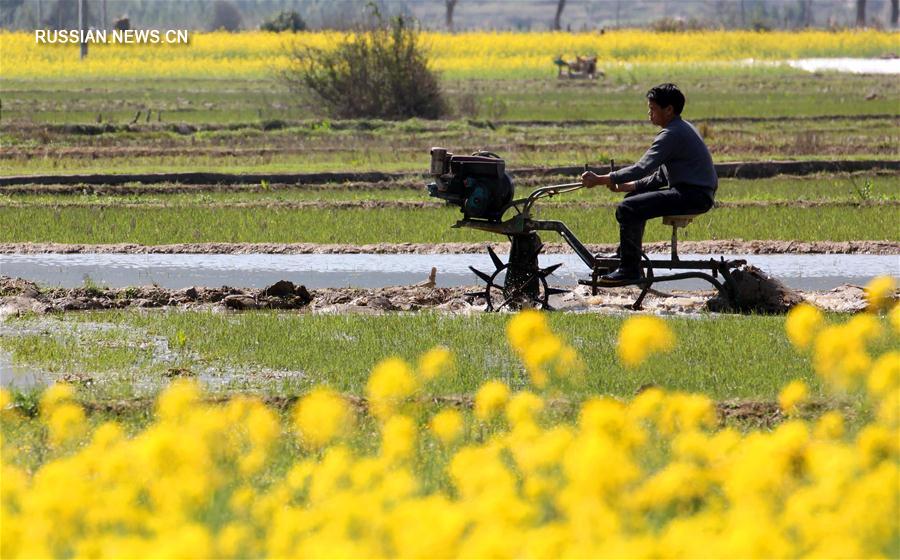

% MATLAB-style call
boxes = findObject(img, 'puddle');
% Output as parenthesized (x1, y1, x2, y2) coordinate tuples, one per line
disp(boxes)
(1, 252, 897, 292)
(0, 349, 50, 390)
(786, 57, 900, 74)
(0, 317, 306, 393)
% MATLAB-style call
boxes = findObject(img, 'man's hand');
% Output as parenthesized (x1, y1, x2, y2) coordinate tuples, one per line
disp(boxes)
(581, 171, 611, 189)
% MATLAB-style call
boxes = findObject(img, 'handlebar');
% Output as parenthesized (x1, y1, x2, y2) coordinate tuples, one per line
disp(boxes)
(522, 181, 584, 214)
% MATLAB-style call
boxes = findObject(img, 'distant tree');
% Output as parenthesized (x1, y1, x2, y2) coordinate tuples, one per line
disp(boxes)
(856, 0, 866, 26)
(445, 0, 457, 31)
(1, 0, 25, 26)
(260, 10, 306, 32)
(44, 0, 91, 29)
(210, 0, 243, 31)
(553, 0, 565, 31)
(280, 11, 447, 120)
(891, 0, 898, 27)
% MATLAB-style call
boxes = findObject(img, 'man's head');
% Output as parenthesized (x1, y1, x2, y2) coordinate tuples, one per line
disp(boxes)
(646, 83, 685, 127)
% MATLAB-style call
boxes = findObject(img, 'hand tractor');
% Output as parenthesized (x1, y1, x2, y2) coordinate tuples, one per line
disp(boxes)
(426, 148, 746, 311)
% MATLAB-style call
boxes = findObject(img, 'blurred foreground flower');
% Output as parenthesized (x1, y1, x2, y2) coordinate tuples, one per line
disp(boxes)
(778, 380, 809, 416)
(864, 275, 896, 312)
(293, 387, 353, 449)
(617, 315, 676, 368)
(785, 303, 824, 350)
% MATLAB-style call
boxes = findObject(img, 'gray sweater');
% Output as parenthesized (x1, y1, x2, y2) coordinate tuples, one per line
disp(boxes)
(610, 116, 717, 194)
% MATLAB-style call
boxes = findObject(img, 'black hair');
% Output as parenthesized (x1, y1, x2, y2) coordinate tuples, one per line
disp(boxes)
(646, 83, 685, 115)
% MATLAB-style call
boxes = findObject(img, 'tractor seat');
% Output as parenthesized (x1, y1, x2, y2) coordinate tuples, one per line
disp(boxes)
(662, 214, 701, 228)
(661, 214, 702, 260)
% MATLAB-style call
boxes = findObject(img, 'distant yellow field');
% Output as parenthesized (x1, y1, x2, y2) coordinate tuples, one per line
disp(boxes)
(1, 29, 895, 79)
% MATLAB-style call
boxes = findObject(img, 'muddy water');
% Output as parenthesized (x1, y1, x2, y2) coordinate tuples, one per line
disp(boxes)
(1, 253, 897, 291)
(0, 349, 49, 389)
(787, 58, 900, 74)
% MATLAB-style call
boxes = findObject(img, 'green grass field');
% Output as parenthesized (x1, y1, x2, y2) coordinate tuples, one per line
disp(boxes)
(1, 201, 895, 244)
(0, 309, 848, 402)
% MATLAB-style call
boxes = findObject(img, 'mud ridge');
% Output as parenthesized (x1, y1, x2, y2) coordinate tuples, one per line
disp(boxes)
(2, 159, 898, 187)
(7, 113, 894, 136)
(2, 240, 898, 256)
(57, 394, 844, 428)
(0, 275, 876, 317)
(3, 199, 897, 211)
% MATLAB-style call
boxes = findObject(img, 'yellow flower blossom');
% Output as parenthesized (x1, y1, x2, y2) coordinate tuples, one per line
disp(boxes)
(381, 415, 417, 462)
(293, 387, 352, 449)
(366, 357, 418, 420)
(867, 351, 899, 398)
(889, 303, 900, 334)
(156, 379, 201, 421)
(778, 380, 809, 417)
(785, 303, 824, 350)
(0, 308, 898, 558)
(417, 346, 455, 382)
(39, 383, 76, 414)
(1, 30, 896, 80)
(864, 275, 896, 312)
(430, 409, 464, 445)
(617, 315, 676, 368)
(813, 411, 844, 440)
(45, 402, 86, 445)
(856, 425, 898, 467)
(474, 380, 510, 421)
(507, 310, 583, 387)
(506, 391, 544, 426)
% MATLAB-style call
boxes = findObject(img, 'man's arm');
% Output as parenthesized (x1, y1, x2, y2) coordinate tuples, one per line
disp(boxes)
(631, 167, 667, 193)
(580, 168, 666, 193)
(609, 128, 676, 185)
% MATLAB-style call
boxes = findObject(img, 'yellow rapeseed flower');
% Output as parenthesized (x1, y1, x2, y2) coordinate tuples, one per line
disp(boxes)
(813, 411, 845, 440)
(417, 346, 455, 382)
(381, 415, 417, 462)
(864, 275, 896, 312)
(46, 402, 86, 445)
(867, 351, 900, 399)
(505, 391, 544, 427)
(617, 315, 676, 368)
(293, 387, 352, 449)
(889, 303, 900, 334)
(156, 379, 202, 421)
(367, 357, 418, 421)
(506, 310, 550, 350)
(39, 383, 76, 415)
(430, 409, 464, 445)
(778, 380, 809, 417)
(474, 380, 510, 421)
(785, 303, 824, 350)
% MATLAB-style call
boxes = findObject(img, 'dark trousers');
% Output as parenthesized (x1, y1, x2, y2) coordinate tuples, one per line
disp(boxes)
(614, 186, 715, 270)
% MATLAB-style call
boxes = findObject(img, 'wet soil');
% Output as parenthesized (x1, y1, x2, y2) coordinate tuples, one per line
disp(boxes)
(3, 240, 898, 256)
(0, 275, 876, 318)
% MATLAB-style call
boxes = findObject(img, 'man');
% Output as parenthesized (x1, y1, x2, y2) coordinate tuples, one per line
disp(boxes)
(581, 83, 717, 283)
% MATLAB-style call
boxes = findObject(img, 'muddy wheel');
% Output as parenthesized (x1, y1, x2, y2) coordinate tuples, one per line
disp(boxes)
(468, 234, 568, 311)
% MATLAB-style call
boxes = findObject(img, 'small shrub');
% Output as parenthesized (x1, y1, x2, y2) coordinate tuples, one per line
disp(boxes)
(280, 11, 447, 120)
(260, 10, 307, 32)
(210, 0, 242, 32)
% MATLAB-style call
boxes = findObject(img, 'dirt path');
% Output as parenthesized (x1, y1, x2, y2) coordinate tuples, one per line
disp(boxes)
(2, 240, 898, 255)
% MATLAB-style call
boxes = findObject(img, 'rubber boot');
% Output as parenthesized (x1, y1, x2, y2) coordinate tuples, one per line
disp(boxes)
(601, 221, 644, 283)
